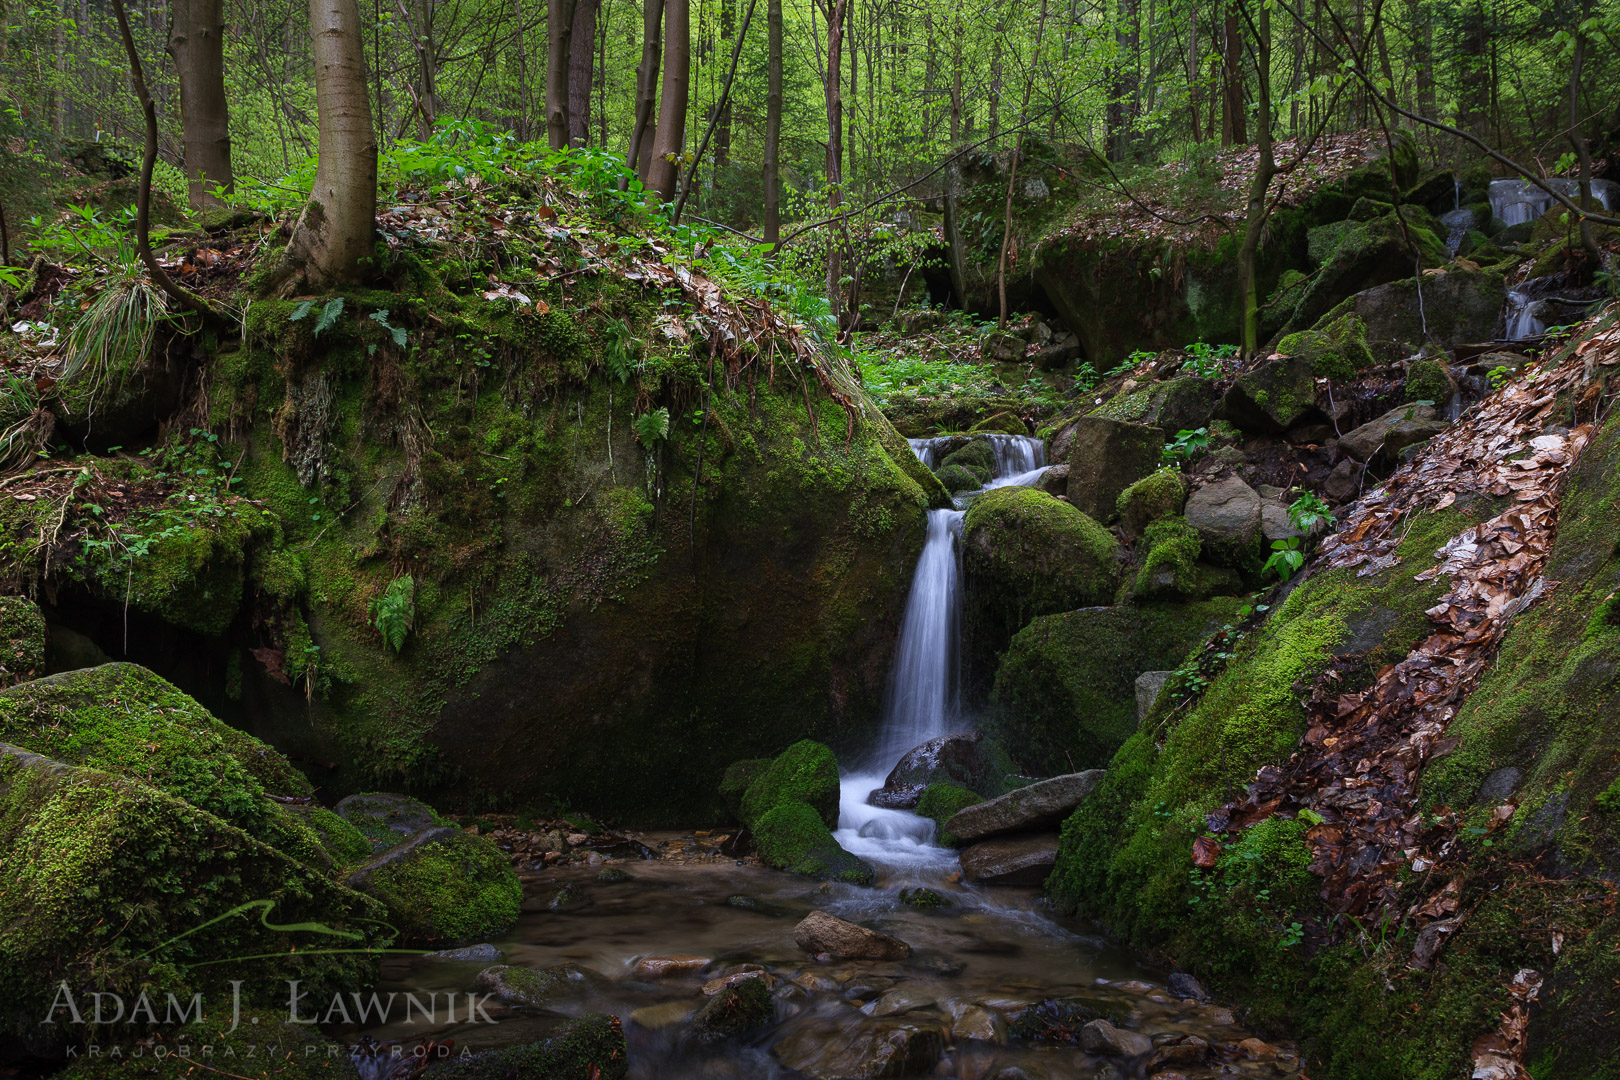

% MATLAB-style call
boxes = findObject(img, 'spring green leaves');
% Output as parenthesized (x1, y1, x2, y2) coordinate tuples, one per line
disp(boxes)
(289, 296, 345, 337)
(633, 407, 670, 445)
(1262, 493, 1338, 580)
(369, 576, 415, 653)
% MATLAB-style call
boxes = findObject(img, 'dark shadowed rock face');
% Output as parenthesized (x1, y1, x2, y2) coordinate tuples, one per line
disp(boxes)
(868, 733, 991, 809)
(959, 833, 1061, 885)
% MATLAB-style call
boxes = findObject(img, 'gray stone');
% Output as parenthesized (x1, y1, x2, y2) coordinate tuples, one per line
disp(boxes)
(1167, 972, 1210, 1001)
(983, 331, 1027, 362)
(1184, 476, 1262, 567)
(1135, 671, 1172, 720)
(1339, 404, 1447, 465)
(944, 771, 1106, 842)
(950, 1006, 1005, 1043)
(1221, 354, 1319, 434)
(1467, 350, 1530, 377)
(868, 732, 993, 810)
(773, 1019, 944, 1079)
(1346, 269, 1507, 362)
(793, 911, 911, 961)
(1039, 462, 1069, 497)
(1477, 766, 1524, 805)
(861, 988, 937, 1017)
(1065, 416, 1163, 521)
(958, 833, 1061, 885)
(430, 943, 503, 962)
(475, 964, 593, 1006)
(1261, 500, 1305, 541)
(1080, 1019, 1153, 1057)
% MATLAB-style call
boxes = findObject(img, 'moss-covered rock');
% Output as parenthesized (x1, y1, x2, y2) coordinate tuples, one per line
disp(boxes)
(0, 595, 44, 687)
(1116, 469, 1187, 539)
(916, 782, 983, 846)
(752, 801, 874, 884)
(719, 758, 769, 820)
(425, 1013, 629, 1080)
(970, 411, 1027, 436)
(1405, 358, 1456, 403)
(693, 976, 774, 1039)
(1132, 516, 1208, 598)
(335, 790, 448, 852)
(940, 439, 995, 473)
(961, 488, 1121, 696)
(0, 743, 386, 1041)
(0, 664, 326, 865)
(738, 739, 841, 829)
(1275, 312, 1376, 383)
(988, 599, 1242, 775)
(346, 826, 521, 945)
(1326, 268, 1507, 363)
(1220, 354, 1321, 434)
(290, 804, 373, 867)
(1064, 416, 1170, 521)
(935, 463, 982, 494)
(1285, 212, 1449, 335)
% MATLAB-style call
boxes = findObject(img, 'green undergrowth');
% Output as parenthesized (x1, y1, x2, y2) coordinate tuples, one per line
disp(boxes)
(915, 782, 982, 847)
(352, 831, 521, 945)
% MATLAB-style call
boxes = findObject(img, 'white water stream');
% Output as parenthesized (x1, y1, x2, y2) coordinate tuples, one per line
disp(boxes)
(833, 434, 1048, 877)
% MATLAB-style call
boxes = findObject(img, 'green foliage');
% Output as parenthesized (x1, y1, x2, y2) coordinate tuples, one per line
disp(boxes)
(632, 406, 670, 444)
(1262, 536, 1305, 579)
(915, 782, 983, 846)
(369, 575, 416, 653)
(1287, 492, 1336, 533)
(289, 296, 345, 337)
(1181, 342, 1238, 377)
(1162, 427, 1210, 467)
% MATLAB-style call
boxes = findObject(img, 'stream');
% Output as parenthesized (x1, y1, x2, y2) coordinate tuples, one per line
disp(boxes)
(357, 437, 1305, 1079)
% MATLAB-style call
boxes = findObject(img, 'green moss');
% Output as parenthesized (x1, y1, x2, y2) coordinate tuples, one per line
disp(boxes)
(915, 782, 983, 846)
(1115, 469, 1186, 538)
(940, 440, 995, 471)
(1278, 312, 1376, 383)
(355, 830, 521, 944)
(719, 758, 770, 820)
(970, 411, 1027, 436)
(1596, 778, 1620, 814)
(936, 463, 982, 494)
(693, 976, 773, 1038)
(290, 805, 373, 868)
(738, 739, 841, 830)
(1405, 358, 1453, 403)
(1133, 516, 1203, 599)
(962, 486, 1120, 618)
(752, 801, 874, 883)
(0, 595, 45, 686)
(426, 1013, 629, 1080)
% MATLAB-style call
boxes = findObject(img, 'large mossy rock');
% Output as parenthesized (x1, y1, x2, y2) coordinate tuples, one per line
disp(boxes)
(1085, 377, 1218, 439)
(1183, 475, 1264, 569)
(987, 599, 1241, 775)
(1283, 212, 1449, 336)
(345, 825, 521, 944)
(1323, 268, 1506, 362)
(1115, 468, 1187, 539)
(0, 664, 327, 866)
(753, 801, 874, 884)
(0, 596, 45, 688)
(1220, 354, 1322, 435)
(961, 488, 1120, 696)
(1064, 416, 1164, 520)
(0, 743, 386, 1039)
(738, 739, 841, 829)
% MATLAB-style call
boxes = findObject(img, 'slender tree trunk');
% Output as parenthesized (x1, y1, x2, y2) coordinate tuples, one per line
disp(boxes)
(567, 0, 597, 145)
(514, 0, 533, 139)
(763, 0, 782, 244)
(1410, 0, 1435, 120)
(168, 0, 233, 210)
(1112, 0, 1138, 161)
(628, 0, 664, 178)
(1457, 0, 1488, 140)
(1238, 0, 1273, 356)
(998, 0, 1051, 326)
(988, 12, 1004, 144)
(1188, 8, 1200, 142)
(282, 0, 378, 288)
(646, 0, 689, 201)
(1570, 6, 1600, 264)
(715, 0, 735, 167)
(546, 0, 576, 149)
(1221, 2, 1244, 144)
(823, 0, 847, 314)
(942, 15, 967, 307)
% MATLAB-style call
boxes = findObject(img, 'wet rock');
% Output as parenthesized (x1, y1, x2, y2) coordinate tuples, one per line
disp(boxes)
(754, 801, 876, 884)
(792, 910, 912, 961)
(335, 791, 443, 851)
(898, 886, 948, 909)
(772, 1019, 944, 1079)
(1135, 671, 1172, 720)
(547, 881, 593, 911)
(430, 943, 503, 962)
(345, 826, 522, 944)
(793, 971, 840, 993)
(1343, 268, 1506, 362)
(1080, 1019, 1153, 1057)
(912, 951, 966, 977)
(1183, 476, 1262, 568)
(739, 739, 842, 829)
(1466, 349, 1530, 377)
(428, 1013, 629, 1080)
(944, 771, 1106, 843)
(1038, 462, 1069, 496)
(861, 987, 936, 1017)
(1323, 457, 1361, 502)
(1238, 1037, 1279, 1061)
(958, 833, 1061, 885)
(1148, 1035, 1211, 1072)
(868, 732, 994, 810)
(596, 866, 632, 883)
(1007, 997, 1123, 1042)
(693, 976, 774, 1039)
(1221, 354, 1319, 434)
(475, 963, 593, 1006)
(1167, 972, 1210, 1001)
(702, 969, 770, 996)
(1339, 404, 1447, 465)
(1065, 417, 1164, 520)
(629, 1000, 697, 1029)
(950, 1006, 1005, 1044)
(634, 953, 711, 978)
(1260, 499, 1305, 541)
(1476, 766, 1524, 805)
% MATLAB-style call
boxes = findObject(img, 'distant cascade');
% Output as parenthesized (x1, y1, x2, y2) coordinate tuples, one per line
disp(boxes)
(1440, 208, 1475, 256)
(1489, 177, 1617, 228)
(1504, 289, 1545, 341)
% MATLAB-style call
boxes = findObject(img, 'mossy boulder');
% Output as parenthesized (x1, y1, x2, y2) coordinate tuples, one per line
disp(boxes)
(0, 743, 387, 1041)
(970, 411, 1027, 436)
(961, 488, 1121, 696)
(738, 739, 841, 830)
(1275, 312, 1376, 383)
(1064, 416, 1164, 520)
(346, 826, 521, 945)
(719, 758, 770, 820)
(752, 801, 874, 884)
(1133, 516, 1226, 599)
(1405, 358, 1457, 403)
(988, 599, 1241, 775)
(425, 1013, 630, 1080)
(335, 790, 449, 852)
(290, 804, 373, 867)
(935, 464, 981, 494)
(1116, 469, 1187, 539)
(1285, 212, 1449, 334)
(0, 664, 327, 866)
(693, 975, 774, 1039)
(0, 596, 44, 687)
(940, 439, 995, 472)
(1183, 476, 1265, 571)
(916, 782, 984, 846)
(1219, 354, 1320, 435)
(1324, 267, 1506, 363)
(1088, 378, 1218, 440)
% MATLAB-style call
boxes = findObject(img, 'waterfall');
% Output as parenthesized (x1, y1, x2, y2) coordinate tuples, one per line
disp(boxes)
(1504, 289, 1545, 341)
(1489, 177, 1617, 228)
(834, 434, 1046, 871)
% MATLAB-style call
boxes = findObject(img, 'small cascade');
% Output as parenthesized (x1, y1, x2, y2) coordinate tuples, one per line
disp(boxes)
(1489, 177, 1617, 228)
(1505, 288, 1546, 341)
(1439, 208, 1475, 255)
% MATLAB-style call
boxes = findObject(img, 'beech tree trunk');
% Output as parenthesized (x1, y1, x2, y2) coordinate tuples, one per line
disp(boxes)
(567, 0, 597, 146)
(763, 0, 782, 243)
(168, 0, 233, 210)
(1221, 3, 1245, 145)
(823, 0, 847, 313)
(546, 0, 576, 149)
(282, 0, 377, 289)
(628, 0, 663, 179)
(1238, 0, 1273, 356)
(646, 0, 689, 201)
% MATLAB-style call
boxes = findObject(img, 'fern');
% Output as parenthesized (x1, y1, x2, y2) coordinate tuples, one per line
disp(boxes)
(290, 296, 345, 337)
(604, 319, 642, 383)
(633, 407, 670, 445)
(369, 576, 415, 653)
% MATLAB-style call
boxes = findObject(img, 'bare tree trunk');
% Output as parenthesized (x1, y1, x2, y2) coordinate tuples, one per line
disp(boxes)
(168, 0, 233, 210)
(1457, 0, 1488, 140)
(997, 0, 1051, 326)
(823, 0, 847, 314)
(1221, 2, 1245, 144)
(567, 0, 597, 145)
(1410, 0, 1435, 120)
(646, 0, 689, 201)
(1570, 5, 1600, 265)
(514, 0, 533, 139)
(1111, 0, 1138, 161)
(941, 15, 967, 307)
(715, 0, 735, 167)
(282, 0, 378, 288)
(988, 11, 1003, 144)
(1238, 0, 1273, 355)
(546, 0, 576, 149)
(763, 0, 782, 243)
(1188, 7, 1200, 142)
(628, 0, 664, 178)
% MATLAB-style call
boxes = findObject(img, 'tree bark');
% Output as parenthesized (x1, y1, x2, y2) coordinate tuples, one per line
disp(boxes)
(646, 0, 689, 201)
(546, 0, 576, 149)
(168, 0, 233, 210)
(1237, 0, 1273, 355)
(1188, 7, 1200, 143)
(1221, 2, 1245, 145)
(823, 0, 847, 313)
(628, 0, 664, 178)
(763, 0, 782, 243)
(1111, 0, 1138, 161)
(567, 0, 597, 146)
(1570, 5, 1600, 265)
(1410, 0, 1435, 121)
(282, 0, 378, 289)
(715, 0, 735, 167)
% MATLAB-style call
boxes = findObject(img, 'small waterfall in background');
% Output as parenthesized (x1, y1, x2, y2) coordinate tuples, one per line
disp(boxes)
(1505, 288, 1546, 341)
(1440, 177, 1473, 256)
(1489, 177, 1617, 228)
(835, 434, 1047, 873)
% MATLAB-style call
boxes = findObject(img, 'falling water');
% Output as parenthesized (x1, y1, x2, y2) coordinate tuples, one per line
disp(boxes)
(1505, 289, 1545, 341)
(1489, 177, 1617, 228)
(834, 434, 1047, 873)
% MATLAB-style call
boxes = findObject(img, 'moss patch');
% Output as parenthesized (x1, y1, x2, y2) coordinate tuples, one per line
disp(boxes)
(1116, 469, 1186, 538)
(752, 801, 873, 884)
(916, 782, 983, 846)
(738, 739, 841, 830)
(351, 829, 521, 945)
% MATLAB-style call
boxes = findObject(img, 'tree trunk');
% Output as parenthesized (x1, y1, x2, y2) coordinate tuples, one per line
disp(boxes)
(763, 0, 782, 243)
(1221, 2, 1245, 145)
(546, 0, 576, 149)
(1570, 5, 1600, 265)
(628, 0, 664, 178)
(282, 0, 378, 288)
(646, 0, 689, 201)
(823, 0, 847, 314)
(1188, 7, 1200, 143)
(1237, 0, 1273, 356)
(1457, 0, 1488, 140)
(715, 0, 735, 167)
(1410, 0, 1435, 120)
(1111, 0, 1138, 161)
(168, 0, 233, 210)
(988, 13, 1003, 144)
(567, 0, 597, 146)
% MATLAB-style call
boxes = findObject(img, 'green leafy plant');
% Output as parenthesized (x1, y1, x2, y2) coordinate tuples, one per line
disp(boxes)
(1487, 366, 1513, 391)
(1286, 492, 1336, 533)
(367, 309, 409, 353)
(1262, 537, 1305, 579)
(1162, 427, 1210, 467)
(604, 319, 643, 383)
(1182, 342, 1238, 378)
(290, 297, 345, 337)
(633, 407, 670, 445)
(369, 576, 415, 653)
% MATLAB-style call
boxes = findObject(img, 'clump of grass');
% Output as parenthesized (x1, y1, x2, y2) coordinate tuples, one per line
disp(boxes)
(60, 273, 167, 404)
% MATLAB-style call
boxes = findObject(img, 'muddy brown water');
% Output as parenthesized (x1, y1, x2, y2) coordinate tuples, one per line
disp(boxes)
(357, 839, 1303, 1080)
